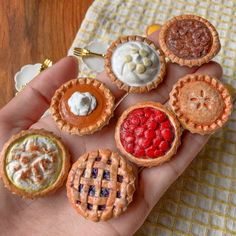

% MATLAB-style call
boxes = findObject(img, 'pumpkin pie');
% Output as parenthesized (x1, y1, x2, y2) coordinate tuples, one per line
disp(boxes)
(169, 74, 233, 135)
(51, 78, 115, 136)
(115, 102, 181, 167)
(66, 149, 135, 221)
(159, 15, 221, 67)
(105, 35, 166, 93)
(0, 129, 70, 199)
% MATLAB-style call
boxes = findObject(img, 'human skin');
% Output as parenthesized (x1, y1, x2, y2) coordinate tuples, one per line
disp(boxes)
(0, 30, 222, 236)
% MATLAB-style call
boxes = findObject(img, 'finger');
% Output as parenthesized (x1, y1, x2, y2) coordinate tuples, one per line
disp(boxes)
(0, 57, 78, 141)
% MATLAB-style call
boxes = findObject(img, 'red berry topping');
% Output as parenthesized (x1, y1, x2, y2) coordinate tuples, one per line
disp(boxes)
(120, 107, 175, 159)
(161, 128, 173, 142)
(159, 141, 169, 152)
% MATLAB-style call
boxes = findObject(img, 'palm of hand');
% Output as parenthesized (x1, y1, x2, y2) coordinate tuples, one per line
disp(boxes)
(0, 32, 222, 236)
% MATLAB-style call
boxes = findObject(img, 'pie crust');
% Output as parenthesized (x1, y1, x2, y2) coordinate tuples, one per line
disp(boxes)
(66, 149, 135, 221)
(169, 74, 233, 134)
(51, 78, 115, 136)
(0, 129, 70, 199)
(115, 102, 181, 167)
(105, 35, 166, 93)
(159, 14, 221, 67)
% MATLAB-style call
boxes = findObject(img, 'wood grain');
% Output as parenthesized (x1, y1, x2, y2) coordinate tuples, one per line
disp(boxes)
(0, 0, 93, 108)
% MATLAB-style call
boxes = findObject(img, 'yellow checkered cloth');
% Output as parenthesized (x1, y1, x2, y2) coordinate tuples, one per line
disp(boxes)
(71, 0, 236, 235)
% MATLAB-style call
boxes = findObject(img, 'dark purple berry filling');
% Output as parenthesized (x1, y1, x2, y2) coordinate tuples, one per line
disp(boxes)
(78, 184, 83, 192)
(100, 188, 109, 197)
(103, 170, 110, 180)
(98, 205, 106, 211)
(117, 175, 123, 183)
(116, 191, 121, 198)
(87, 203, 93, 210)
(88, 185, 96, 196)
(95, 157, 101, 161)
(91, 168, 98, 178)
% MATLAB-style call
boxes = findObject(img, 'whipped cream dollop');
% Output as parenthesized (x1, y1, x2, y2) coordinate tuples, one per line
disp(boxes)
(68, 92, 97, 116)
(111, 41, 160, 87)
(6, 135, 62, 192)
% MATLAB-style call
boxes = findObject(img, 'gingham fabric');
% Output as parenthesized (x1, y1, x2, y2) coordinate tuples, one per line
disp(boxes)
(70, 0, 236, 235)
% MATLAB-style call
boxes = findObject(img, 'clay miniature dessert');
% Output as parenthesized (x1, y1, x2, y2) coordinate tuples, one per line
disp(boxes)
(66, 149, 135, 221)
(159, 15, 221, 67)
(0, 129, 70, 198)
(105, 35, 166, 93)
(115, 102, 181, 167)
(169, 74, 232, 135)
(51, 78, 115, 136)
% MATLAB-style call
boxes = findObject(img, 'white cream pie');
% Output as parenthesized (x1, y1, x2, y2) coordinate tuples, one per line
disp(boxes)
(105, 35, 166, 93)
(0, 129, 70, 198)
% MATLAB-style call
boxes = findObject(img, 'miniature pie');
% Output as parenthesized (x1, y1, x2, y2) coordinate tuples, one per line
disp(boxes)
(0, 129, 70, 198)
(115, 102, 181, 167)
(105, 35, 166, 93)
(51, 78, 115, 136)
(66, 149, 135, 221)
(159, 15, 221, 67)
(169, 74, 232, 135)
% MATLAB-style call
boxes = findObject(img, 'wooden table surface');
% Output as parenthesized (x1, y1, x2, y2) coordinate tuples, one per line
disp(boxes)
(0, 0, 93, 108)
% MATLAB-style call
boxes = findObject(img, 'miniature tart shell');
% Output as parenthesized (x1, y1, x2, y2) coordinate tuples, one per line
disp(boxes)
(169, 74, 233, 135)
(115, 102, 181, 167)
(159, 14, 221, 67)
(0, 129, 70, 199)
(105, 35, 166, 93)
(66, 149, 136, 222)
(51, 78, 115, 136)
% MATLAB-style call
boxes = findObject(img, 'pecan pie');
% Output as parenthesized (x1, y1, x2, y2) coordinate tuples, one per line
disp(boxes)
(115, 102, 181, 167)
(0, 129, 70, 198)
(159, 15, 220, 67)
(105, 35, 166, 93)
(169, 74, 232, 134)
(66, 149, 135, 221)
(51, 78, 115, 136)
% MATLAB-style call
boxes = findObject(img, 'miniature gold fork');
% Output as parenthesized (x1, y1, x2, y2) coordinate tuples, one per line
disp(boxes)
(73, 47, 105, 58)
(40, 58, 53, 72)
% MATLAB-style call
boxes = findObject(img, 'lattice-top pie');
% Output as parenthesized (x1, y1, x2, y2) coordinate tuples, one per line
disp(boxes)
(66, 149, 135, 221)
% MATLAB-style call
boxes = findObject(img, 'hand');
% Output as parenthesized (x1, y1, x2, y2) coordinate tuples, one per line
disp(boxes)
(0, 30, 222, 236)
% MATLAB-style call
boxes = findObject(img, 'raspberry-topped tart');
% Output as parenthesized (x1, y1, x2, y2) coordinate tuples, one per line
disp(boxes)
(115, 102, 181, 167)
(51, 78, 115, 135)
(105, 35, 166, 93)
(0, 129, 70, 198)
(159, 15, 220, 67)
(66, 149, 135, 221)
(169, 74, 233, 135)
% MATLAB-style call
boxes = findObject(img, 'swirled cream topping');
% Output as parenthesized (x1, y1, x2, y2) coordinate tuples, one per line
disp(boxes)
(5, 135, 62, 192)
(68, 92, 97, 116)
(111, 41, 160, 86)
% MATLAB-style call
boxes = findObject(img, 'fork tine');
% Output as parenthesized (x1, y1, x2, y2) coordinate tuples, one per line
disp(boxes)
(73, 52, 84, 57)
(74, 48, 84, 53)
